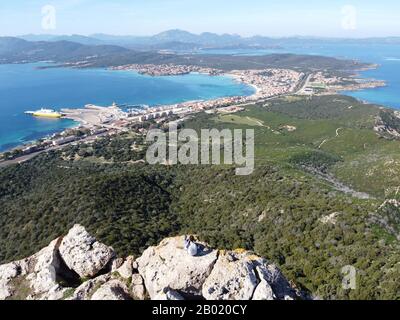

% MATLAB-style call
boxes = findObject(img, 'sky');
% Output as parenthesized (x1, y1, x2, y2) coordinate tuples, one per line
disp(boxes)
(1, 0, 400, 38)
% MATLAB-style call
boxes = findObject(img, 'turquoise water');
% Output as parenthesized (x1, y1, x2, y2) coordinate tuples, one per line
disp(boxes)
(0, 63, 254, 151)
(200, 44, 400, 109)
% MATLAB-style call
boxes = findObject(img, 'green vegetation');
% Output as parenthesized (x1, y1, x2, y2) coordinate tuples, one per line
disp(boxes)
(1, 94, 400, 300)
(62, 288, 76, 300)
(6, 276, 31, 300)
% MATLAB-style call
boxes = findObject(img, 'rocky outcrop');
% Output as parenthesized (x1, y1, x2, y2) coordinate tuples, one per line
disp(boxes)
(374, 110, 400, 140)
(0, 225, 301, 300)
(59, 225, 115, 278)
(137, 236, 218, 299)
(202, 251, 296, 300)
(0, 237, 71, 300)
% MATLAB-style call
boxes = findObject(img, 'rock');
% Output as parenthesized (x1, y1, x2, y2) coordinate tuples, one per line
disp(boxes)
(129, 273, 146, 300)
(131, 273, 143, 286)
(131, 283, 146, 300)
(26, 238, 63, 299)
(153, 288, 185, 300)
(0, 283, 11, 300)
(0, 226, 299, 301)
(0, 262, 21, 280)
(252, 281, 275, 300)
(111, 258, 124, 272)
(91, 280, 131, 300)
(252, 266, 276, 300)
(319, 212, 340, 225)
(116, 256, 137, 279)
(137, 236, 218, 299)
(0, 260, 31, 299)
(0, 238, 69, 300)
(68, 274, 111, 300)
(255, 264, 296, 300)
(59, 225, 115, 278)
(202, 251, 258, 300)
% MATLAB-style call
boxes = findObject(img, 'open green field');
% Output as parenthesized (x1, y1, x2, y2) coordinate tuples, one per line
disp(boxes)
(185, 95, 400, 198)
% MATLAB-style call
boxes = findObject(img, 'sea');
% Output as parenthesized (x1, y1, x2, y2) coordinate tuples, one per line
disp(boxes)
(0, 63, 254, 152)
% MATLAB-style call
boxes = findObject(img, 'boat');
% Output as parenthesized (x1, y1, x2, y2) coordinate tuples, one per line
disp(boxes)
(25, 108, 63, 118)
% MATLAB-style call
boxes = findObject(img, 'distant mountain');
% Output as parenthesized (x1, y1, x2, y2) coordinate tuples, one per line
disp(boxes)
(152, 29, 199, 43)
(0, 37, 33, 54)
(19, 34, 104, 45)
(16, 30, 400, 52)
(15, 30, 272, 50)
(0, 37, 129, 63)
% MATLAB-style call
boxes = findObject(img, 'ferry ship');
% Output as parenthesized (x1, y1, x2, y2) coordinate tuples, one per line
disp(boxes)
(25, 108, 63, 118)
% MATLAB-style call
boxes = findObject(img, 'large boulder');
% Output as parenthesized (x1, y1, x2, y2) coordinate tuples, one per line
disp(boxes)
(202, 251, 259, 300)
(137, 236, 218, 299)
(0, 237, 71, 300)
(202, 251, 296, 300)
(59, 225, 115, 278)
(255, 263, 297, 300)
(26, 238, 62, 299)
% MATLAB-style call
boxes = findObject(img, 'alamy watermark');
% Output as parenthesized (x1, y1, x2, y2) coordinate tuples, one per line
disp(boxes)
(146, 123, 255, 175)
(341, 5, 357, 30)
(41, 5, 57, 30)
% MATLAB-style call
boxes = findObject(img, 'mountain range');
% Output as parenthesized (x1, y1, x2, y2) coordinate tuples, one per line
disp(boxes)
(17, 29, 400, 51)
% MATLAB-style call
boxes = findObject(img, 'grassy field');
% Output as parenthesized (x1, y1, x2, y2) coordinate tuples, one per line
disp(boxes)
(185, 94, 400, 198)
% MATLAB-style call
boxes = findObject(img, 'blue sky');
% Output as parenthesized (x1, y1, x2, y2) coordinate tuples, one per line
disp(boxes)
(1, 0, 400, 37)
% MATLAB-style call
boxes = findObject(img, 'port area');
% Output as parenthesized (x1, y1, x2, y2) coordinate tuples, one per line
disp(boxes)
(61, 104, 129, 129)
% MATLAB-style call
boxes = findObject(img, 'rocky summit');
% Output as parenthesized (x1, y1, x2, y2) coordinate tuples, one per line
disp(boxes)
(0, 225, 299, 300)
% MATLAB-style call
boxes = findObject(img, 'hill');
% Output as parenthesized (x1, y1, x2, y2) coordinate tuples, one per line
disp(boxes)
(0, 37, 369, 72)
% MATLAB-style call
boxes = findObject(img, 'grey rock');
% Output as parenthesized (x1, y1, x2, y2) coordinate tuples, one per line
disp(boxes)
(202, 251, 258, 300)
(59, 225, 115, 278)
(137, 236, 218, 299)
(153, 288, 185, 300)
(116, 256, 137, 279)
(91, 280, 132, 300)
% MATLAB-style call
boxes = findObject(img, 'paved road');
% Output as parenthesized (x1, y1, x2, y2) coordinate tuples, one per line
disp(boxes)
(0, 135, 103, 168)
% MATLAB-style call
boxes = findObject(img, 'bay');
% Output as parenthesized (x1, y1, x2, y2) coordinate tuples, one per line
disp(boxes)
(0, 63, 254, 152)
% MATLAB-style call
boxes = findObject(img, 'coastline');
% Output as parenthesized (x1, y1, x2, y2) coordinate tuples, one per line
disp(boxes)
(0, 62, 388, 159)
(0, 67, 256, 156)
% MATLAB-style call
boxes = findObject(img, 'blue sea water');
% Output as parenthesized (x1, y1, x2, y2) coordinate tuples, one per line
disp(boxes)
(199, 44, 400, 109)
(0, 63, 254, 152)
